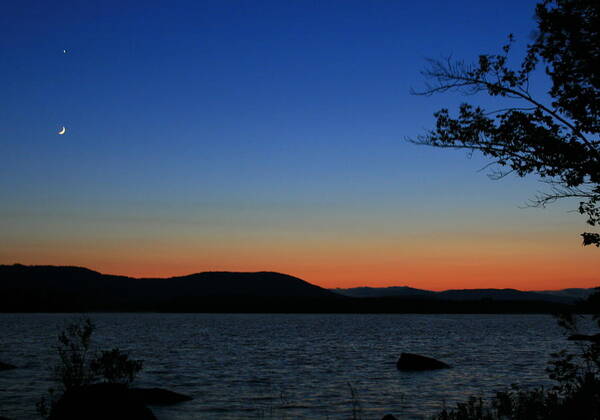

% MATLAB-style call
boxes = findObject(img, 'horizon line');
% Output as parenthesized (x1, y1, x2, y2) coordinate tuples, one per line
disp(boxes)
(3, 263, 598, 293)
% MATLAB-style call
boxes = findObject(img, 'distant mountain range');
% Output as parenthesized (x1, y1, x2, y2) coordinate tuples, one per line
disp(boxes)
(331, 286, 597, 303)
(0, 264, 596, 313)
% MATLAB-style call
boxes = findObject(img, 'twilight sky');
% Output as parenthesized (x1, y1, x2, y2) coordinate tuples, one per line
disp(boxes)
(1, 0, 598, 290)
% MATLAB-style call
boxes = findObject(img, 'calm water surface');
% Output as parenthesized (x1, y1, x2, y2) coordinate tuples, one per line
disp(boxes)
(0, 313, 580, 419)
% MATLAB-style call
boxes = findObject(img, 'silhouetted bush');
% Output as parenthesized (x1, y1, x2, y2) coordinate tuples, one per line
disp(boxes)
(90, 348, 143, 386)
(432, 381, 600, 420)
(53, 318, 95, 392)
(431, 290, 600, 420)
(37, 319, 143, 418)
(432, 387, 563, 420)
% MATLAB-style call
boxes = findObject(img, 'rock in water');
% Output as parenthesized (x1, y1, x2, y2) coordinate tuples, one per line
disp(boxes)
(129, 388, 193, 405)
(396, 352, 450, 371)
(568, 333, 600, 342)
(49, 383, 156, 420)
(0, 362, 16, 371)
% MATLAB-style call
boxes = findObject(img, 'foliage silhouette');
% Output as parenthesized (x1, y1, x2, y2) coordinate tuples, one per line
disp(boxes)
(413, 0, 600, 246)
(54, 318, 95, 392)
(37, 319, 143, 418)
(90, 348, 143, 386)
(430, 290, 600, 420)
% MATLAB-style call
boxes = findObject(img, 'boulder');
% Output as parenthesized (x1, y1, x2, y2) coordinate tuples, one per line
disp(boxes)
(396, 352, 450, 371)
(0, 362, 16, 371)
(568, 333, 600, 342)
(130, 388, 193, 405)
(49, 383, 156, 420)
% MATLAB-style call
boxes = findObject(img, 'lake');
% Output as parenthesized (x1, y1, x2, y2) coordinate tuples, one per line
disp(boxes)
(0, 313, 582, 419)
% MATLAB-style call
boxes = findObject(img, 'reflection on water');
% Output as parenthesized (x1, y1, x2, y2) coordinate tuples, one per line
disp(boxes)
(0, 313, 579, 419)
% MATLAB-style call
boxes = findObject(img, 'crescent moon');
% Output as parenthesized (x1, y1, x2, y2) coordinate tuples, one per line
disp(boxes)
(58, 126, 66, 135)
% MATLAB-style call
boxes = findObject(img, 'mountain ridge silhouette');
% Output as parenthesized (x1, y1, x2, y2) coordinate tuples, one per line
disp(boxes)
(0, 264, 592, 313)
(332, 286, 595, 303)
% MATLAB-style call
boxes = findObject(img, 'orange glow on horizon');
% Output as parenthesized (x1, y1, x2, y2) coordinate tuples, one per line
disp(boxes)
(3, 229, 599, 292)
(7, 252, 598, 292)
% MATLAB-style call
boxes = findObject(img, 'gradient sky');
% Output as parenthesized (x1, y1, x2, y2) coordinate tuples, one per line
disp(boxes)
(1, 0, 598, 290)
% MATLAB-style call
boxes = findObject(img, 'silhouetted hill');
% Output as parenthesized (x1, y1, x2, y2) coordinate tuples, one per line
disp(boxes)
(0, 264, 339, 312)
(437, 288, 573, 303)
(163, 271, 339, 298)
(331, 286, 436, 299)
(0, 264, 590, 313)
(332, 286, 593, 304)
(536, 288, 597, 301)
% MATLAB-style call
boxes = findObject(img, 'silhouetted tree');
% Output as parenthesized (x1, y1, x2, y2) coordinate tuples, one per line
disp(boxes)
(413, 0, 600, 246)
(54, 318, 96, 392)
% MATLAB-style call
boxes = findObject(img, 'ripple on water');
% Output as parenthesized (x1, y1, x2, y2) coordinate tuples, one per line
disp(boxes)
(0, 313, 577, 419)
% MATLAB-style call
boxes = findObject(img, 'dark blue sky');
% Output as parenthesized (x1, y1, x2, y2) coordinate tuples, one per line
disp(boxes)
(2, 0, 539, 203)
(3, 1, 597, 288)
